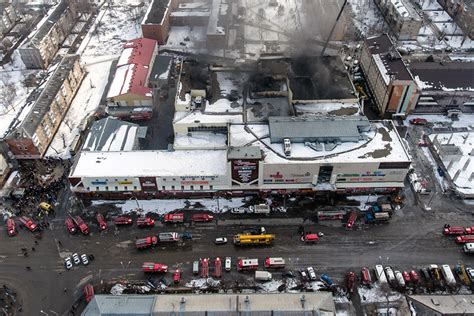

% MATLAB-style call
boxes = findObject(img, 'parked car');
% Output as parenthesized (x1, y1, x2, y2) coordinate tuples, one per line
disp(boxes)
(181, 232, 193, 240)
(193, 261, 199, 275)
(465, 267, 474, 283)
(402, 271, 411, 283)
(81, 254, 89, 265)
(300, 270, 309, 281)
(320, 274, 333, 286)
(225, 257, 232, 272)
(307, 267, 317, 281)
(346, 271, 356, 293)
(231, 207, 246, 214)
(410, 118, 428, 125)
(64, 257, 73, 270)
(72, 253, 80, 265)
(215, 237, 228, 245)
(361, 267, 372, 285)
(410, 270, 419, 283)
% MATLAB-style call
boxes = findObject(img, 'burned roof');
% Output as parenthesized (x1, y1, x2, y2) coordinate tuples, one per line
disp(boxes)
(365, 34, 413, 81)
(82, 117, 140, 152)
(143, 0, 171, 24)
(410, 61, 474, 91)
(149, 55, 172, 82)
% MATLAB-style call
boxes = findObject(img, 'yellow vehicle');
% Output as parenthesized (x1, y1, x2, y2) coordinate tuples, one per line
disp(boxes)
(39, 202, 53, 213)
(233, 234, 275, 246)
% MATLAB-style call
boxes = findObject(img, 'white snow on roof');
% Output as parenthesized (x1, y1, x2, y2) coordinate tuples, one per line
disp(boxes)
(230, 122, 410, 163)
(71, 150, 228, 178)
(174, 132, 227, 150)
(117, 47, 134, 67)
(294, 102, 360, 116)
(373, 54, 390, 85)
(173, 111, 243, 124)
(414, 75, 433, 90)
(107, 64, 135, 98)
(205, 99, 242, 113)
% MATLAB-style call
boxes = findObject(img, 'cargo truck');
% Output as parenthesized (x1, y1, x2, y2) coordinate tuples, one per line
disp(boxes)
(255, 271, 272, 281)
(163, 213, 184, 223)
(192, 214, 214, 222)
(73, 216, 89, 235)
(135, 236, 158, 249)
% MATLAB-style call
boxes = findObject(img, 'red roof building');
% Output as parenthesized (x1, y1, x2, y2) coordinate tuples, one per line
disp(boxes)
(107, 38, 158, 107)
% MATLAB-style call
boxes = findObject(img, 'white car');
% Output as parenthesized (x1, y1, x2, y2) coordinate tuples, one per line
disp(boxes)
(225, 257, 232, 271)
(231, 207, 246, 214)
(215, 237, 228, 245)
(72, 253, 80, 265)
(64, 257, 73, 270)
(466, 267, 474, 282)
(307, 267, 317, 281)
(81, 254, 89, 265)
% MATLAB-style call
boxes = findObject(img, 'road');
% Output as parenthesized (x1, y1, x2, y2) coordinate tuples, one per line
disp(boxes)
(0, 190, 472, 315)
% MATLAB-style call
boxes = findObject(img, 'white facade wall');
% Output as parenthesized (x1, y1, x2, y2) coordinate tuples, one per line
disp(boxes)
(81, 177, 142, 192)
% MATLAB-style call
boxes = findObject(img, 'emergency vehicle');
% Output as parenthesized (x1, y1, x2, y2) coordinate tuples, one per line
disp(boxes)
(65, 217, 77, 234)
(142, 262, 168, 273)
(163, 213, 184, 223)
(7, 218, 16, 236)
(137, 217, 155, 227)
(233, 234, 275, 246)
(237, 258, 259, 271)
(214, 257, 222, 278)
(96, 214, 108, 231)
(263, 257, 286, 268)
(201, 258, 209, 278)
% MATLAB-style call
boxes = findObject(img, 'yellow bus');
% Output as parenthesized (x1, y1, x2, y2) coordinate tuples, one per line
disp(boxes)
(233, 234, 275, 246)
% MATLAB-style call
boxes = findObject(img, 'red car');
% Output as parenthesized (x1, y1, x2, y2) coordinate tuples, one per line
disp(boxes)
(443, 226, 466, 235)
(83, 284, 94, 303)
(301, 233, 319, 243)
(114, 216, 133, 226)
(7, 218, 16, 237)
(410, 118, 428, 125)
(409, 270, 419, 283)
(65, 217, 77, 234)
(402, 271, 411, 283)
(361, 267, 372, 285)
(96, 214, 108, 231)
(173, 269, 181, 284)
(142, 262, 168, 273)
(137, 217, 155, 227)
(456, 235, 474, 244)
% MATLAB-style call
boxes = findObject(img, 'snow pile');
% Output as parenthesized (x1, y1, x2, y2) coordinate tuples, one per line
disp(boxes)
(414, 75, 433, 90)
(257, 280, 283, 293)
(110, 283, 126, 295)
(286, 278, 299, 293)
(92, 198, 245, 214)
(205, 99, 242, 113)
(174, 132, 227, 150)
(185, 278, 221, 289)
(420, 147, 447, 192)
(357, 284, 402, 304)
(311, 281, 326, 291)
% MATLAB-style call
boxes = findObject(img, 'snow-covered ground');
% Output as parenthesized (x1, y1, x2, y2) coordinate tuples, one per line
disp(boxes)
(348, 0, 387, 36)
(92, 197, 246, 214)
(404, 114, 474, 130)
(357, 283, 402, 304)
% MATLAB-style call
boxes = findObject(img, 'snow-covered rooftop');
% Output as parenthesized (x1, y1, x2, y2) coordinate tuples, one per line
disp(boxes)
(293, 101, 360, 116)
(70, 150, 228, 178)
(173, 111, 243, 125)
(229, 121, 410, 163)
(174, 132, 227, 150)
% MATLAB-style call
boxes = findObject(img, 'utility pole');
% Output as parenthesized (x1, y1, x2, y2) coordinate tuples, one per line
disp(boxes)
(321, 0, 348, 56)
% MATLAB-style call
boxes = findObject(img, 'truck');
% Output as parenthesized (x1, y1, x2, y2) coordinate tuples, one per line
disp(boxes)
(6, 218, 16, 237)
(233, 234, 275, 246)
(249, 204, 270, 214)
(163, 213, 184, 223)
(456, 235, 474, 244)
(65, 217, 77, 234)
(214, 257, 222, 278)
(73, 216, 89, 235)
(201, 258, 209, 278)
(320, 274, 333, 286)
(255, 271, 272, 281)
(83, 284, 94, 303)
(375, 265, 388, 284)
(158, 232, 179, 242)
(317, 210, 346, 221)
(443, 226, 466, 235)
(137, 217, 155, 227)
(365, 211, 390, 224)
(18, 216, 38, 232)
(142, 262, 168, 273)
(263, 257, 285, 269)
(345, 211, 358, 229)
(192, 214, 214, 222)
(96, 214, 108, 231)
(238, 258, 259, 271)
(301, 233, 319, 243)
(135, 236, 158, 249)
(114, 216, 133, 226)
(463, 243, 474, 254)
(441, 264, 457, 286)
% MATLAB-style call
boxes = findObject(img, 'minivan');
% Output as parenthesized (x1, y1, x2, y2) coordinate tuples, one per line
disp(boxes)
(193, 260, 199, 275)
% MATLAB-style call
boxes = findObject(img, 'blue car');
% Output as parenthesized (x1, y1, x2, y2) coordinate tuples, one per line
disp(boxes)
(320, 274, 333, 286)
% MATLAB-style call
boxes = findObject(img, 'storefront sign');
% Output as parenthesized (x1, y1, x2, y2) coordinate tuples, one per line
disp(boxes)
(231, 159, 258, 184)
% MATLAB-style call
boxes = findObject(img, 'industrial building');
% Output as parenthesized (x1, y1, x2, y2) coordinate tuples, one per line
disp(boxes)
(360, 34, 420, 118)
(5, 55, 85, 159)
(18, 0, 78, 69)
(82, 293, 336, 315)
(141, 0, 175, 45)
(410, 61, 474, 114)
(374, 0, 422, 40)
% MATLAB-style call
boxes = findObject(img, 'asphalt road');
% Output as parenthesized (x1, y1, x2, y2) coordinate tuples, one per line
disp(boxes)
(0, 191, 473, 315)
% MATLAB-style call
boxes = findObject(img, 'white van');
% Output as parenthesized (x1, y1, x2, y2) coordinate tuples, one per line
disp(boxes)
(255, 271, 272, 281)
(441, 264, 456, 286)
(283, 138, 291, 156)
(384, 266, 395, 283)
(375, 265, 387, 284)
(193, 261, 199, 275)
(463, 243, 474, 254)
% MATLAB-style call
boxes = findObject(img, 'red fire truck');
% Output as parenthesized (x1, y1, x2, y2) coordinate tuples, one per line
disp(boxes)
(214, 257, 222, 278)
(201, 258, 209, 278)
(83, 284, 94, 303)
(237, 258, 259, 271)
(263, 257, 286, 269)
(456, 235, 474, 244)
(192, 214, 214, 222)
(317, 210, 346, 221)
(73, 216, 89, 235)
(142, 262, 168, 273)
(345, 211, 358, 229)
(65, 217, 77, 234)
(301, 233, 319, 243)
(135, 236, 158, 249)
(96, 214, 108, 231)
(443, 226, 466, 235)
(137, 217, 155, 227)
(163, 213, 184, 223)
(173, 269, 181, 284)
(6, 218, 16, 236)
(114, 216, 133, 226)
(18, 216, 38, 232)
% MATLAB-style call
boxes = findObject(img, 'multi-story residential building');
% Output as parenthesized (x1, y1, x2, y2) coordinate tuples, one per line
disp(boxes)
(5, 55, 84, 159)
(0, 5, 19, 35)
(141, 0, 176, 45)
(360, 34, 420, 118)
(374, 0, 422, 40)
(437, 0, 473, 39)
(18, 0, 78, 69)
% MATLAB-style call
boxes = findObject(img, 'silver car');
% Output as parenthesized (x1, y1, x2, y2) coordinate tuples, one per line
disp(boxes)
(225, 257, 232, 271)
(72, 253, 80, 265)
(307, 267, 317, 281)
(80, 254, 89, 265)
(64, 257, 73, 270)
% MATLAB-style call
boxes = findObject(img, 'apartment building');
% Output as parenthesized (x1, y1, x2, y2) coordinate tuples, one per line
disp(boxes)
(18, 0, 78, 69)
(360, 34, 420, 118)
(0, 5, 19, 35)
(374, 0, 422, 40)
(5, 55, 84, 159)
(438, 0, 473, 39)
